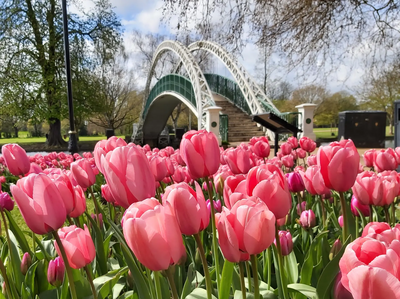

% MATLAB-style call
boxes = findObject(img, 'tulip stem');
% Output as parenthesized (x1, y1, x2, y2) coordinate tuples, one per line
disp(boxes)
(204, 176, 221, 287)
(52, 231, 78, 299)
(245, 261, 252, 292)
(250, 255, 260, 299)
(154, 271, 162, 299)
(355, 216, 359, 239)
(384, 206, 390, 224)
(0, 256, 13, 299)
(275, 225, 289, 299)
(85, 265, 98, 299)
(166, 267, 179, 299)
(267, 247, 271, 289)
(194, 233, 213, 299)
(319, 196, 326, 228)
(391, 201, 396, 227)
(238, 262, 247, 299)
(339, 192, 349, 242)
(369, 205, 373, 223)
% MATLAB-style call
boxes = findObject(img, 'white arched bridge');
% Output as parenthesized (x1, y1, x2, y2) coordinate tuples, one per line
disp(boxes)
(133, 40, 304, 147)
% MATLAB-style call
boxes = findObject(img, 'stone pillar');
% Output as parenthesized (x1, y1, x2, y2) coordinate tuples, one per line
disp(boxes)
(204, 106, 223, 145)
(295, 103, 317, 141)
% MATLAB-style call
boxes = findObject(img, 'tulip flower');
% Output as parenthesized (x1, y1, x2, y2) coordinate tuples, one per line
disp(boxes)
(246, 164, 292, 219)
(206, 199, 222, 214)
(163, 182, 209, 235)
(338, 215, 344, 227)
(10, 174, 66, 235)
(275, 231, 293, 256)
(47, 257, 65, 287)
(1, 144, 31, 176)
(55, 225, 96, 269)
(378, 171, 399, 206)
(330, 239, 342, 260)
(287, 136, 298, 149)
(149, 155, 168, 181)
(374, 148, 398, 172)
(333, 272, 353, 299)
(101, 146, 155, 208)
(224, 147, 252, 174)
(286, 172, 305, 192)
(70, 159, 96, 189)
(179, 130, 220, 179)
(280, 142, 292, 155)
(93, 137, 127, 173)
(317, 139, 359, 192)
(350, 195, 370, 217)
(299, 166, 330, 196)
(363, 149, 375, 168)
(122, 198, 186, 271)
(0, 192, 14, 211)
(21, 253, 31, 275)
(281, 154, 294, 168)
(351, 171, 383, 206)
(299, 137, 316, 153)
(307, 155, 317, 166)
(216, 199, 276, 262)
(296, 148, 307, 159)
(252, 140, 270, 158)
(299, 210, 316, 229)
(296, 201, 307, 216)
(101, 184, 116, 204)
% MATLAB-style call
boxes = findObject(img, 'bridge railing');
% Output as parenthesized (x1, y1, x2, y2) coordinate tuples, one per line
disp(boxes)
(204, 74, 251, 115)
(280, 112, 302, 129)
(219, 114, 229, 143)
(144, 74, 196, 117)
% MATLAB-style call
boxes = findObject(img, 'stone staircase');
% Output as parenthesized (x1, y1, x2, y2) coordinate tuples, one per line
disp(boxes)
(215, 97, 265, 143)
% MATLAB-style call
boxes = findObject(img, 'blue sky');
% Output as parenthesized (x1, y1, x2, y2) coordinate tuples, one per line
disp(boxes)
(104, 0, 365, 94)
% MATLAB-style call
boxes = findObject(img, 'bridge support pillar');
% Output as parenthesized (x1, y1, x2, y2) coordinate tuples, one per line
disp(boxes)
(296, 103, 317, 141)
(204, 106, 223, 145)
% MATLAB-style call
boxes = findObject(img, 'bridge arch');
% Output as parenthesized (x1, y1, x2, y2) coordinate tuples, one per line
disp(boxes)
(143, 40, 215, 129)
(185, 40, 280, 115)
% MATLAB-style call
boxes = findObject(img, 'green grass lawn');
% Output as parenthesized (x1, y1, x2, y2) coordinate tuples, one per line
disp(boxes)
(0, 133, 125, 145)
(314, 126, 393, 139)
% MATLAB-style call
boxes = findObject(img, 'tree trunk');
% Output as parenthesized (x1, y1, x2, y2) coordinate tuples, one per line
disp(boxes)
(48, 118, 67, 146)
(13, 126, 18, 138)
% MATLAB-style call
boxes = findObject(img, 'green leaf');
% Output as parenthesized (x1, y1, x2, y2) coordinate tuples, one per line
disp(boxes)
(8, 229, 25, 292)
(284, 251, 298, 284)
(21, 282, 32, 299)
(85, 211, 108, 275)
(116, 290, 138, 299)
(93, 267, 128, 299)
(186, 288, 217, 299)
(112, 278, 126, 299)
(5, 210, 31, 255)
(108, 220, 152, 299)
(181, 263, 196, 299)
(234, 291, 254, 298)
(316, 236, 351, 299)
(25, 260, 39, 297)
(287, 283, 317, 299)
(71, 267, 92, 299)
(219, 260, 234, 299)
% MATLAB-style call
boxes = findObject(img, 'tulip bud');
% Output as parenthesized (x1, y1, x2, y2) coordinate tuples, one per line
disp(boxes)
(47, 257, 65, 287)
(350, 195, 370, 217)
(299, 210, 316, 229)
(275, 231, 293, 256)
(91, 213, 103, 228)
(126, 270, 134, 289)
(286, 172, 305, 193)
(0, 192, 14, 211)
(2, 281, 6, 296)
(206, 199, 222, 214)
(338, 215, 344, 227)
(296, 201, 307, 216)
(21, 252, 31, 275)
(333, 272, 353, 299)
(329, 239, 342, 260)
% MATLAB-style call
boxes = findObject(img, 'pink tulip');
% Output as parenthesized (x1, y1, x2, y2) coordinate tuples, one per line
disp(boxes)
(163, 182, 209, 235)
(296, 148, 307, 159)
(171, 165, 186, 183)
(149, 155, 168, 181)
(330, 239, 343, 260)
(0, 191, 14, 211)
(55, 225, 95, 269)
(297, 201, 307, 216)
(1, 144, 31, 176)
(206, 199, 222, 214)
(378, 171, 400, 206)
(252, 140, 270, 158)
(333, 272, 353, 299)
(300, 210, 316, 229)
(246, 164, 292, 219)
(165, 157, 175, 176)
(249, 136, 269, 145)
(216, 199, 276, 262)
(224, 147, 252, 174)
(317, 139, 360, 192)
(363, 149, 375, 168)
(179, 130, 220, 179)
(280, 142, 292, 155)
(374, 148, 398, 172)
(94, 137, 127, 173)
(339, 236, 400, 299)
(101, 146, 155, 208)
(70, 159, 96, 189)
(286, 172, 305, 192)
(91, 213, 103, 227)
(350, 195, 370, 217)
(69, 186, 86, 218)
(287, 136, 298, 149)
(122, 198, 186, 271)
(352, 171, 383, 206)
(299, 165, 330, 196)
(101, 184, 116, 204)
(47, 257, 65, 287)
(307, 155, 317, 166)
(21, 252, 31, 275)
(291, 149, 298, 161)
(275, 231, 293, 256)
(223, 175, 247, 209)
(299, 137, 316, 153)
(281, 155, 294, 168)
(338, 215, 344, 227)
(10, 174, 66, 234)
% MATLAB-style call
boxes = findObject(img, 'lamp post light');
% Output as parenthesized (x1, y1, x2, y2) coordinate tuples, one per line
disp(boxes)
(61, 0, 78, 154)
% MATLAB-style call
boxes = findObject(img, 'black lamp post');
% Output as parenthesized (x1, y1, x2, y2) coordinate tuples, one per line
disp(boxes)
(61, 0, 78, 153)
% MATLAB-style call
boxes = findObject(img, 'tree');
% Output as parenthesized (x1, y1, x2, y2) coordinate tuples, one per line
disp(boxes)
(0, 0, 121, 146)
(163, 0, 400, 71)
(359, 64, 400, 134)
(291, 85, 328, 105)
